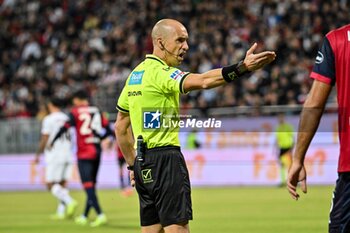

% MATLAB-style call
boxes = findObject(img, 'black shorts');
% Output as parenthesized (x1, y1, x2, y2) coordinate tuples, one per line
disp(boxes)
(279, 147, 292, 157)
(329, 172, 350, 233)
(118, 156, 126, 167)
(134, 146, 193, 227)
(77, 158, 101, 184)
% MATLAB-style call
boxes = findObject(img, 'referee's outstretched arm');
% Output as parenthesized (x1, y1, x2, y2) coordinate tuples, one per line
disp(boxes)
(182, 43, 276, 92)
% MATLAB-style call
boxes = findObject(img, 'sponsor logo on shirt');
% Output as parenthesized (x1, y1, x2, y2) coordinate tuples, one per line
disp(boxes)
(128, 91, 142, 97)
(170, 70, 186, 80)
(128, 71, 144, 85)
(315, 51, 324, 64)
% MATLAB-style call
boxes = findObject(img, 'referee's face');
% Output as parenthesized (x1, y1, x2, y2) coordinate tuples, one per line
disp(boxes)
(165, 25, 189, 66)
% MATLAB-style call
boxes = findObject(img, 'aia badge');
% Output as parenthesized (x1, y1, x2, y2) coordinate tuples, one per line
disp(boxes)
(170, 70, 186, 80)
(143, 110, 161, 129)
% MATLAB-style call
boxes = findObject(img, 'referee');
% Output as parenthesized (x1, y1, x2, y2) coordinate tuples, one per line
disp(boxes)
(275, 113, 294, 186)
(115, 19, 276, 233)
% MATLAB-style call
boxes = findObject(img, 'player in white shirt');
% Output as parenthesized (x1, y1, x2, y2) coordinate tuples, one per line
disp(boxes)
(34, 98, 77, 220)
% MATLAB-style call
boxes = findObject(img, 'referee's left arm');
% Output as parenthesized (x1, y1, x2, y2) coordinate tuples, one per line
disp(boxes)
(115, 112, 136, 167)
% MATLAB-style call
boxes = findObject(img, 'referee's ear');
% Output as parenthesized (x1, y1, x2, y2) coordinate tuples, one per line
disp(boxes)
(159, 41, 165, 50)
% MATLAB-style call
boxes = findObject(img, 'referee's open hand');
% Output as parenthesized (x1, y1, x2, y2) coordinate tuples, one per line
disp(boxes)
(243, 43, 276, 71)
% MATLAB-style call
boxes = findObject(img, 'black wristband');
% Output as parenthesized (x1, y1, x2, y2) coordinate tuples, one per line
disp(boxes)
(222, 61, 250, 83)
(127, 165, 134, 171)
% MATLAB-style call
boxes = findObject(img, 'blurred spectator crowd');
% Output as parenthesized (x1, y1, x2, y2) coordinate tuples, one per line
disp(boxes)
(0, 0, 348, 118)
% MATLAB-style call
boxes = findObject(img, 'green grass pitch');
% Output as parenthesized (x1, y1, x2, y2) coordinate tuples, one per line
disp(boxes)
(0, 186, 333, 233)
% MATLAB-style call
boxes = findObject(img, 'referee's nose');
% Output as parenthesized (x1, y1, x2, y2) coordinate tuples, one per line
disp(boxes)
(183, 41, 189, 51)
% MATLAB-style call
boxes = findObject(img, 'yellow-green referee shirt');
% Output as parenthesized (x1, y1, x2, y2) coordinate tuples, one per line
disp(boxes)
(116, 54, 189, 149)
(276, 123, 294, 149)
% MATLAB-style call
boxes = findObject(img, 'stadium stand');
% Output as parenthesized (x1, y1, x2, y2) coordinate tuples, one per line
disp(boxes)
(0, 0, 347, 118)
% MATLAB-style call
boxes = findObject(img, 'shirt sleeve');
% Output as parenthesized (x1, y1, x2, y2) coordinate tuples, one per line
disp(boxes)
(157, 67, 190, 94)
(116, 85, 129, 113)
(310, 36, 335, 86)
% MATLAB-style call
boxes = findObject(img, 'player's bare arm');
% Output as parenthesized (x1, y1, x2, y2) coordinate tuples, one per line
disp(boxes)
(34, 134, 49, 164)
(183, 43, 276, 92)
(287, 80, 332, 200)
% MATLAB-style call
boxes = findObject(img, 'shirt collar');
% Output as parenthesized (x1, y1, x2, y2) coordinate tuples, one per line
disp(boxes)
(145, 54, 167, 66)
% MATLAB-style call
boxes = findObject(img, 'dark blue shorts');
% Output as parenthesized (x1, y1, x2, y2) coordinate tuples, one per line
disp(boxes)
(77, 158, 101, 184)
(329, 172, 350, 233)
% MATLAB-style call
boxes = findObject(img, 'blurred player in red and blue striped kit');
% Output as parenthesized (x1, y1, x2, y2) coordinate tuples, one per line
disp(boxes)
(52, 90, 112, 227)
